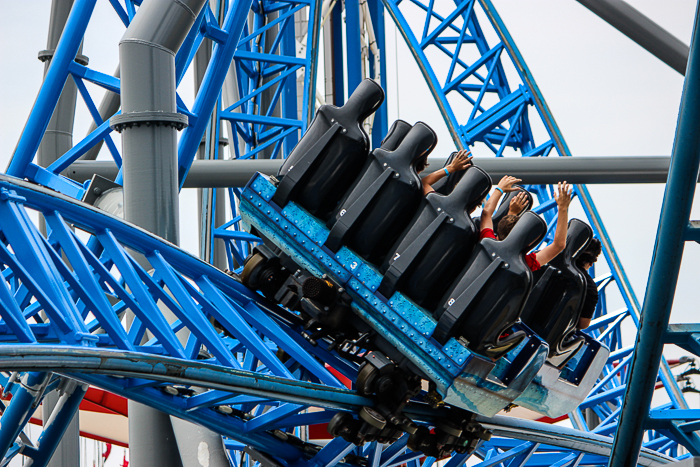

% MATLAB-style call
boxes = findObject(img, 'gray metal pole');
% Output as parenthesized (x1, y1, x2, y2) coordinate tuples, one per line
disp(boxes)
(66, 156, 682, 187)
(114, 0, 204, 244)
(114, 1, 208, 466)
(38, 2, 84, 465)
(576, 0, 689, 75)
(609, 2, 700, 465)
(170, 416, 230, 467)
(193, 16, 228, 271)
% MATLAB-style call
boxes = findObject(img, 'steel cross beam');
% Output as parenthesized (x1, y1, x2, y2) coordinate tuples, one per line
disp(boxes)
(576, 0, 689, 75)
(66, 156, 679, 187)
(609, 2, 700, 465)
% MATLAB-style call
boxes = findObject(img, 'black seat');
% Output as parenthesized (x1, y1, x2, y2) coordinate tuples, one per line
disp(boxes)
(519, 219, 592, 364)
(432, 212, 547, 359)
(473, 187, 533, 232)
(331, 120, 413, 221)
(378, 166, 492, 311)
(324, 122, 438, 265)
(273, 79, 385, 220)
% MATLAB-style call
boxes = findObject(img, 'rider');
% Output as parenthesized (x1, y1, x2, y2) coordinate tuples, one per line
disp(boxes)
(419, 149, 473, 195)
(479, 176, 572, 271)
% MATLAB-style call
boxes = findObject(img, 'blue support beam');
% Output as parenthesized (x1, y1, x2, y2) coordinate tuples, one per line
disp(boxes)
(7, 0, 97, 179)
(609, 4, 700, 465)
(178, 0, 255, 188)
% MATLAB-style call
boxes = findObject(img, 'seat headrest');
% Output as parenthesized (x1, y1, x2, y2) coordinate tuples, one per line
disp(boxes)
(566, 219, 593, 262)
(344, 79, 386, 122)
(405, 122, 438, 164)
(444, 165, 492, 213)
(381, 120, 412, 151)
(500, 211, 547, 253)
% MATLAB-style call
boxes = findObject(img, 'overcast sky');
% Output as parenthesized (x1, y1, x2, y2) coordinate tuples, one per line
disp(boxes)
(0, 1, 699, 367)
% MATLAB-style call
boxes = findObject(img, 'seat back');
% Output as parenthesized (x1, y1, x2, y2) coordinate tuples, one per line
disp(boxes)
(433, 212, 546, 358)
(330, 120, 413, 224)
(276, 79, 385, 219)
(327, 122, 437, 264)
(379, 166, 491, 310)
(519, 219, 592, 357)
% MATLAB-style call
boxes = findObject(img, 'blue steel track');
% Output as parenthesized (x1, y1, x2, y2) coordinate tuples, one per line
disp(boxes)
(1, 0, 698, 465)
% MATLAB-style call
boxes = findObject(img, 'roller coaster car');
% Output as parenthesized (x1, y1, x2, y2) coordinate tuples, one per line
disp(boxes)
(274, 79, 384, 220)
(433, 212, 547, 359)
(378, 166, 491, 311)
(239, 172, 548, 423)
(514, 219, 610, 417)
(325, 122, 438, 265)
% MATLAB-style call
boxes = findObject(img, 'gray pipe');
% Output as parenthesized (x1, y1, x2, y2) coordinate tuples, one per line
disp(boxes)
(114, 1, 208, 466)
(576, 0, 689, 75)
(194, 27, 228, 271)
(66, 156, 679, 187)
(112, 0, 202, 244)
(80, 66, 121, 160)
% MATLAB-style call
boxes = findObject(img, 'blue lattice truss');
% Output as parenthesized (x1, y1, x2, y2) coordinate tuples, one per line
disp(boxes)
(3, 0, 700, 464)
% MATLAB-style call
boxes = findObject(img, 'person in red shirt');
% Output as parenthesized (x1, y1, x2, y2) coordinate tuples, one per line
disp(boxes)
(479, 177, 572, 272)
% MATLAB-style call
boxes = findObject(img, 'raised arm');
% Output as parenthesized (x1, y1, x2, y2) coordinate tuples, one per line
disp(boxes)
(481, 176, 522, 232)
(421, 149, 472, 195)
(535, 182, 572, 265)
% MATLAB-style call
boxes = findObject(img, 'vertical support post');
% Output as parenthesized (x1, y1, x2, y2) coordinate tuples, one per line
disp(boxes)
(115, 1, 208, 466)
(609, 3, 700, 466)
(332, 1, 345, 105)
(367, 0, 388, 147)
(345, 0, 364, 94)
(36, 3, 85, 461)
(7, 0, 97, 178)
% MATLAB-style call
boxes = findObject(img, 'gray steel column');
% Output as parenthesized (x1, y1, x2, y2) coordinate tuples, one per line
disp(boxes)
(576, 0, 689, 75)
(171, 416, 230, 467)
(113, 0, 205, 244)
(37, 2, 84, 466)
(323, 6, 336, 105)
(194, 21, 228, 271)
(113, 1, 208, 466)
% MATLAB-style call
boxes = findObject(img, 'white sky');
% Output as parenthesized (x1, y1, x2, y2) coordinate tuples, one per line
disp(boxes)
(0, 0, 699, 426)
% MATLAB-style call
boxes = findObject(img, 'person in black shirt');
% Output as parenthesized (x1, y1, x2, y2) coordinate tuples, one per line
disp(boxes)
(576, 238, 602, 329)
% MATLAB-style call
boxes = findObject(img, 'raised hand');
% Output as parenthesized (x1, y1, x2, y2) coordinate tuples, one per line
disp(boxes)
(554, 181, 572, 210)
(497, 175, 523, 193)
(447, 149, 473, 173)
(508, 191, 529, 216)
